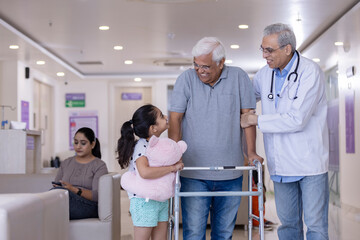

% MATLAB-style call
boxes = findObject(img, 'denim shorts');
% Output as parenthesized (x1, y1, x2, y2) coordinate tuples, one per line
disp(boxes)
(130, 197, 169, 227)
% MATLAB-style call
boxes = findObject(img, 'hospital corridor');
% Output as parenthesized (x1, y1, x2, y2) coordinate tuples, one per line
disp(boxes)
(1, 0, 360, 239)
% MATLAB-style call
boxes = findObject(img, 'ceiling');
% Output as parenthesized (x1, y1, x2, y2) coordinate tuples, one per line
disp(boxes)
(0, 0, 359, 82)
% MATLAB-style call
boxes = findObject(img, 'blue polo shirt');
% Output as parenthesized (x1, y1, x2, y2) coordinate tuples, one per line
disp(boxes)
(169, 65, 256, 180)
(274, 52, 297, 107)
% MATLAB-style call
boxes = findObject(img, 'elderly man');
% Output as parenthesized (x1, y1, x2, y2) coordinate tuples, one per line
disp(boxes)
(169, 37, 262, 240)
(241, 23, 329, 240)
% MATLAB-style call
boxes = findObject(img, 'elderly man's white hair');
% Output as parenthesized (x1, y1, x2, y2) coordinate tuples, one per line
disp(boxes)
(192, 37, 226, 65)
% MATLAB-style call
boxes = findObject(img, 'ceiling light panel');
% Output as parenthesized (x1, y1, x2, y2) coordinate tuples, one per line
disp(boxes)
(99, 26, 110, 30)
(9, 45, 19, 49)
(238, 25, 249, 29)
(114, 45, 123, 50)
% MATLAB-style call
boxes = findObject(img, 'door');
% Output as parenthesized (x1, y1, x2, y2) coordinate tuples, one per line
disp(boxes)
(113, 87, 152, 173)
(33, 80, 53, 168)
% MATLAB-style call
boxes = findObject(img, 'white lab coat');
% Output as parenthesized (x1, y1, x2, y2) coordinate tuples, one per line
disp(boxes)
(254, 54, 329, 176)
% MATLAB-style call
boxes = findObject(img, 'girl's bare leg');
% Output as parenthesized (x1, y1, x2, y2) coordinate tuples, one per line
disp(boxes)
(151, 221, 168, 240)
(134, 226, 153, 240)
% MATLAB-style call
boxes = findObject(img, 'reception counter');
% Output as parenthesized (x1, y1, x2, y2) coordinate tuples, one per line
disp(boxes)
(0, 129, 42, 173)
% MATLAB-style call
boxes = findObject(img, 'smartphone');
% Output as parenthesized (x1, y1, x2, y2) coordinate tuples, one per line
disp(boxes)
(52, 181, 62, 186)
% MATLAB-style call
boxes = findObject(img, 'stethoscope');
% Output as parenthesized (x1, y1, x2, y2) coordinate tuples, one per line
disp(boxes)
(268, 50, 300, 100)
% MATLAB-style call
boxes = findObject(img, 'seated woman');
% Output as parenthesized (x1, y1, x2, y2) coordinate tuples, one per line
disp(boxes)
(53, 127, 108, 220)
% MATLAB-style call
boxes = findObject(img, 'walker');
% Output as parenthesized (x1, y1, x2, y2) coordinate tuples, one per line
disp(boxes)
(168, 160, 265, 240)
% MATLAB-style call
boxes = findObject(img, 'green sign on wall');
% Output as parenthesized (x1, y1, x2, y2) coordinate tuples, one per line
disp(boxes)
(66, 93, 85, 108)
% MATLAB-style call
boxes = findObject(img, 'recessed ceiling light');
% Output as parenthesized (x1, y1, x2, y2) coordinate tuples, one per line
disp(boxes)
(238, 25, 249, 29)
(57, 72, 65, 77)
(124, 60, 133, 65)
(99, 26, 110, 30)
(230, 45, 239, 49)
(114, 45, 123, 50)
(9, 45, 19, 49)
(334, 42, 344, 46)
(312, 58, 320, 62)
(225, 60, 233, 64)
(134, 78, 142, 82)
(36, 60, 45, 65)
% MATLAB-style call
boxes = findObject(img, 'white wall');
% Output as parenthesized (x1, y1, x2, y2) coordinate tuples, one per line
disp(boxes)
(54, 80, 111, 169)
(303, 3, 360, 210)
(16, 62, 57, 130)
(152, 79, 176, 116)
(0, 61, 18, 123)
(54, 78, 177, 172)
(336, 5, 360, 209)
(1, 65, 177, 172)
(0, 61, 57, 129)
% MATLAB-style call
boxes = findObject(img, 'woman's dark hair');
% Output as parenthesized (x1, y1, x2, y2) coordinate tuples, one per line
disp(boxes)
(75, 127, 101, 159)
(117, 104, 158, 169)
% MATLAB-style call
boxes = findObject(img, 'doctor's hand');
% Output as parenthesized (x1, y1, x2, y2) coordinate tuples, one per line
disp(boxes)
(240, 110, 258, 128)
(247, 152, 264, 165)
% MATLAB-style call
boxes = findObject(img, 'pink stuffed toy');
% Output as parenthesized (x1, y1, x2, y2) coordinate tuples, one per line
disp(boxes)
(121, 135, 187, 202)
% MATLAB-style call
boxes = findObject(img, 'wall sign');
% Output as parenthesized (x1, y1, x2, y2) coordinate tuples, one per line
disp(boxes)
(121, 92, 142, 100)
(66, 93, 85, 107)
(21, 100, 29, 129)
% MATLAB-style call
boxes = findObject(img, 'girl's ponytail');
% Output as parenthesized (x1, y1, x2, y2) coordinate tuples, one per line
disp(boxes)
(117, 120, 136, 169)
(117, 104, 158, 169)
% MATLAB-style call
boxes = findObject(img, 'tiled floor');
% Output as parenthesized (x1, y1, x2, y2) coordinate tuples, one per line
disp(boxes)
(120, 190, 360, 239)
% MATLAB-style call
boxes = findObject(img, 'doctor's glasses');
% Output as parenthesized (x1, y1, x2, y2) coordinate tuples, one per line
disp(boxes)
(260, 45, 286, 55)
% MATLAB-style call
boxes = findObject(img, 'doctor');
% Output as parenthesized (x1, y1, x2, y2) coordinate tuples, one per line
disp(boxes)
(241, 23, 329, 240)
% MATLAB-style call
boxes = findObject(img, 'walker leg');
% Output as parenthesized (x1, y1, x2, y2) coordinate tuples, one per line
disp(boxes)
(174, 171, 180, 240)
(256, 161, 265, 240)
(248, 169, 253, 240)
(168, 197, 173, 240)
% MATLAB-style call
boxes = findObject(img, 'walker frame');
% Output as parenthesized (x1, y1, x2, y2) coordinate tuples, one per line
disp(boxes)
(168, 160, 265, 240)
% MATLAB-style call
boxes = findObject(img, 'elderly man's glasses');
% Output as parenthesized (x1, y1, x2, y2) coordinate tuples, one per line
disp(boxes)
(193, 62, 211, 71)
(259, 45, 286, 54)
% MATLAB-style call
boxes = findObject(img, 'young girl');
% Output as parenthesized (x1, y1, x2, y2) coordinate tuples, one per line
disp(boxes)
(53, 127, 108, 219)
(117, 104, 184, 240)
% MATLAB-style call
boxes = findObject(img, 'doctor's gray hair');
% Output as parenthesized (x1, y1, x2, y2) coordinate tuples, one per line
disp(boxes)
(264, 23, 296, 53)
(192, 37, 226, 65)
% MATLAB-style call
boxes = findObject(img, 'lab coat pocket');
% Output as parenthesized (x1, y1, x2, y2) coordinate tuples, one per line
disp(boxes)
(280, 131, 311, 160)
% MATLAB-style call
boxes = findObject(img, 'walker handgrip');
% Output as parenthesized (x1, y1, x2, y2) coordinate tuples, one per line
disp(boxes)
(253, 159, 262, 167)
(223, 166, 236, 169)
